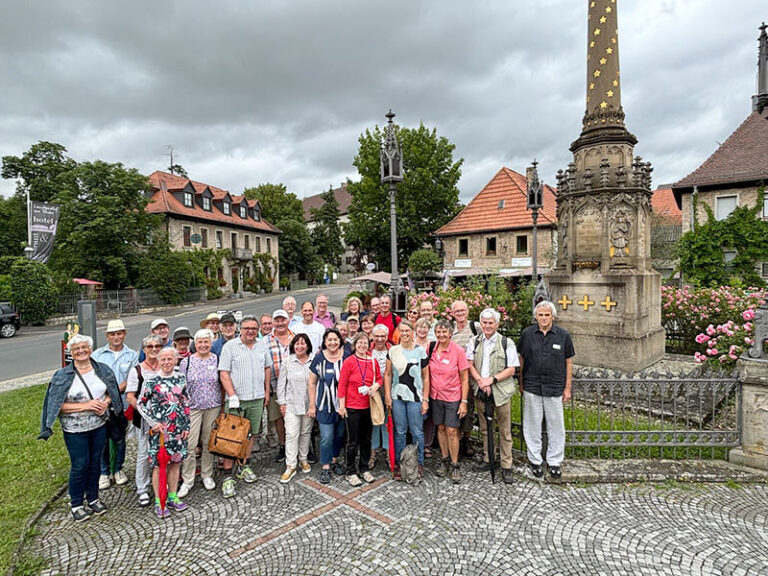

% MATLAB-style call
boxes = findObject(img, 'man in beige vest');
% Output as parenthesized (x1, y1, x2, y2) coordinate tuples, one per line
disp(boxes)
(466, 307, 519, 484)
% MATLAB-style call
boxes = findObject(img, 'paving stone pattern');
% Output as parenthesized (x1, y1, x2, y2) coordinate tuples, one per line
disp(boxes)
(27, 442, 768, 576)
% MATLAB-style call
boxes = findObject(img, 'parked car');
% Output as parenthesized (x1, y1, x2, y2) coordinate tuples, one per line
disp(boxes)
(0, 302, 21, 338)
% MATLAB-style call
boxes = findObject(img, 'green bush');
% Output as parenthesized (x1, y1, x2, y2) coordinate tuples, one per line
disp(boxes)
(0, 275, 11, 301)
(10, 259, 58, 324)
(137, 242, 192, 304)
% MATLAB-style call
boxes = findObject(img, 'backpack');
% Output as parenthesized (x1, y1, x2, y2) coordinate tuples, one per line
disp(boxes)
(399, 444, 421, 486)
(130, 364, 145, 428)
(473, 334, 510, 369)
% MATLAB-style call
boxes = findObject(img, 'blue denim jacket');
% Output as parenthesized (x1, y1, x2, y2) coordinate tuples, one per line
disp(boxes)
(39, 359, 124, 440)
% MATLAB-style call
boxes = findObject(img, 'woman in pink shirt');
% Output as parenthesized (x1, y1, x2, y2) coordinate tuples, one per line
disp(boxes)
(338, 332, 382, 486)
(428, 319, 469, 484)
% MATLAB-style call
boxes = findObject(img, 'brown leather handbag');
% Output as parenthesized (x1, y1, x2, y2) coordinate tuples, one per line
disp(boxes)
(208, 411, 252, 461)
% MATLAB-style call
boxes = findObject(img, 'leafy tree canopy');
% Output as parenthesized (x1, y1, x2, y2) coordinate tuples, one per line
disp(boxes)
(408, 248, 443, 279)
(345, 122, 463, 272)
(676, 186, 768, 287)
(243, 183, 303, 225)
(310, 186, 345, 268)
(2, 141, 77, 203)
(0, 195, 27, 258)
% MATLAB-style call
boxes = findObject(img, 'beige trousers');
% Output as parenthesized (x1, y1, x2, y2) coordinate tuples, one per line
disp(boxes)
(181, 406, 220, 486)
(476, 398, 513, 469)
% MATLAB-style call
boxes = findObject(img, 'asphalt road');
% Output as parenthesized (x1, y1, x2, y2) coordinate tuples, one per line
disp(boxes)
(0, 285, 348, 382)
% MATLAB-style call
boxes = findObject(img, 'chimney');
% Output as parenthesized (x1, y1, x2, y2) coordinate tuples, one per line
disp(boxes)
(753, 22, 768, 113)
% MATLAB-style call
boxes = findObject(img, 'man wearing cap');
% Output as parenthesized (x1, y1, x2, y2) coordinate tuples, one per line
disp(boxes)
(138, 318, 172, 361)
(172, 327, 193, 363)
(263, 309, 293, 462)
(218, 315, 272, 497)
(92, 319, 138, 489)
(211, 313, 239, 357)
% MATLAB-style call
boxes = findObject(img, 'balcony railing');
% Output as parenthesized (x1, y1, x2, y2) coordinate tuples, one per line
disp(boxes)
(233, 248, 253, 261)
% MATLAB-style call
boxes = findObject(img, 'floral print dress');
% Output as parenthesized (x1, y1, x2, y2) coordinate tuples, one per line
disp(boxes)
(138, 373, 191, 466)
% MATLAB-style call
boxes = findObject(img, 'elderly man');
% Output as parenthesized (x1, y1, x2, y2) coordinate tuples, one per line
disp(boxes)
(282, 296, 302, 331)
(419, 300, 437, 341)
(370, 297, 381, 316)
(293, 301, 326, 352)
(466, 307, 520, 484)
(450, 300, 478, 458)
(92, 319, 138, 489)
(137, 318, 172, 361)
(211, 313, 239, 357)
(373, 294, 400, 345)
(264, 309, 294, 462)
(259, 314, 273, 338)
(314, 293, 336, 329)
(518, 300, 574, 480)
(218, 315, 272, 498)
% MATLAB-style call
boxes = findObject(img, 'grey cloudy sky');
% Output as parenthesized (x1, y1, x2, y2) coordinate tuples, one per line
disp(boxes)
(0, 0, 765, 203)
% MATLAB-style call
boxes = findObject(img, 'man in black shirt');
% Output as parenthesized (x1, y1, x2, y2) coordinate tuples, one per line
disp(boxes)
(517, 300, 574, 480)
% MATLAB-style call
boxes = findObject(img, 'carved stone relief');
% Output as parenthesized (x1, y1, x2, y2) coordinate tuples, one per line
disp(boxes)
(574, 205, 601, 259)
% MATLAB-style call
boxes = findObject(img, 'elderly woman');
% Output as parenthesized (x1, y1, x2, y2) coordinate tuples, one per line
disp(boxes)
(341, 296, 366, 321)
(178, 329, 222, 498)
(40, 334, 123, 522)
(277, 333, 314, 483)
(414, 317, 431, 350)
(369, 324, 390, 470)
(384, 320, 430, 477)
(360, 314, 375, 340)
(138, 347, 191, 518)
(428, 319, 469, 484)
(414, 316, 436, 456)
(338, 332, 381, 486)
(126, 334, 163, 508)
(308, 328, 346, 484)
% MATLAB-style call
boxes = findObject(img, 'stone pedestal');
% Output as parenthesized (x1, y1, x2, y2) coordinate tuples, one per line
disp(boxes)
(546, 266, 665, 371)
(729, 359, 768, 471)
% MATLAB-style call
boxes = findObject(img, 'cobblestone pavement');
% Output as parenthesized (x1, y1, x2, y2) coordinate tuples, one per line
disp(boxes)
(26, 442, 768, 576)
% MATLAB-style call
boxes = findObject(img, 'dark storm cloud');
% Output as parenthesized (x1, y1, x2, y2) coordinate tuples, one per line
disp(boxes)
(0, 1, 764, 201)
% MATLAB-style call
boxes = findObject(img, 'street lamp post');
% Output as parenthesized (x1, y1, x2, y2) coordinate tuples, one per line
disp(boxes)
(380, 109, 404, 300)
(525, 160, 543, 281)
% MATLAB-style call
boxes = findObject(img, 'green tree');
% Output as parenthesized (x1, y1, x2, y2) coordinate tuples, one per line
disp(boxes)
(137, 236, 193, 304)
(408, 249, 443, 279)
(10, 258, 58, 324)
(345, 122, 463, 272)
(49, 160, 156, 288)
(0, 195, 27, 257)
(310, 186, 344, 268)
(676, 187, 768, 287)
(2, 141, 77, 203)
(243, 183, 303, 224)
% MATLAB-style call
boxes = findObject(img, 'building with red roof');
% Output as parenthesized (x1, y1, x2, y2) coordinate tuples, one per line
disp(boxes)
(147, 171, 281, 292)
(434, 167, 557, 277)
(671, 23, 768, 281)
(302, 182, 356, 273)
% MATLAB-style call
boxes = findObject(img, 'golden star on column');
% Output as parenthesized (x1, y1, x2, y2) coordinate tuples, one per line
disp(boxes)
(606, 6, 612, 12)
(590, 41, 595, 48)
(594, 28, 601, 36)
(606, 47, 613, 54)
(600, 16, 607, 23)
(607, 90, 614, 97)
(589, 82, 595, 90)
(600, 57, 607, 65)
(593, 69, 601, 77)
(590, 1, 595, 7)
(600, 101, 608, 109)
(613, 79, 619, 86)
(611, 37, 617, 44)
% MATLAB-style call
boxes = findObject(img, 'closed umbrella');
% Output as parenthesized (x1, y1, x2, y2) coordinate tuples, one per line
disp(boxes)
(386, 407, 396, 477)
(155, 432, 171, 513)
(482, 393, 496, 484)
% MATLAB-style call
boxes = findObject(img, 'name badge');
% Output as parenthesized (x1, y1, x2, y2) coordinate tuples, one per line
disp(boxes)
(553, 344, 561, 350)
(442, 358, 450, 365)
(326, 369, 335, 374)
(208, 365, 216, 371)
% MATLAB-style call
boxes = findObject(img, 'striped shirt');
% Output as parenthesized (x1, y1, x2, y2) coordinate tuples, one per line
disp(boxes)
(264, 331, 293, 392)
(218, 337, 272, 401)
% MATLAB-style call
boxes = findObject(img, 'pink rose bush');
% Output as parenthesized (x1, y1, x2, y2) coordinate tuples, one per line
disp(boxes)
(662, 285, 766, 369)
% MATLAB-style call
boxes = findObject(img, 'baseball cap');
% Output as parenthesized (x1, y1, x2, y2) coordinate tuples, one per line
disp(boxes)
(219, 313, 236, 324)
(150, 318, 169, 330)
(272, 309, 289, 320)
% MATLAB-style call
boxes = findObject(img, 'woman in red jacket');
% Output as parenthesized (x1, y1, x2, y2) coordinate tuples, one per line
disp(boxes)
(338, 332, 381, 487)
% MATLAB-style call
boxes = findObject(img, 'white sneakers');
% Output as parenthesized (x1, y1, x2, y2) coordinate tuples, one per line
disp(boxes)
(114, 470, 128, 485)
(202, 477, 216, 491)
(177, 483, 192, 499)
(98, 475, 111, 490)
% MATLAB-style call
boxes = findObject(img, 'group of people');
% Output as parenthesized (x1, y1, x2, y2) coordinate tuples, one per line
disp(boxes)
(40, 291, 574, 523)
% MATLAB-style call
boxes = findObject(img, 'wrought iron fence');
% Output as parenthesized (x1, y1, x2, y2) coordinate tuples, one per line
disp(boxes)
(57, 287, 206, 316)
(498, 367, 740, 461)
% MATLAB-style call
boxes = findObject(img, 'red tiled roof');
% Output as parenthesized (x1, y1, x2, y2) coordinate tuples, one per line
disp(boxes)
(435, 167, 557, 236)
(303, 183, 352, 222)
(673, 108, 768, 194)
(651, 188, 682, 224)
(147, 171, 281, 234)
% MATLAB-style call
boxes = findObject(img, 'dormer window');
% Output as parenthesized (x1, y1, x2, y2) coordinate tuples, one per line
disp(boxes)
(253, 205, 261, 221)
(223, 202, 231, 215)
(183, 192, 193, 207)
(240, 205, 247, 218)
(498, 199, 505, 209)
(203, 197, 211, 211)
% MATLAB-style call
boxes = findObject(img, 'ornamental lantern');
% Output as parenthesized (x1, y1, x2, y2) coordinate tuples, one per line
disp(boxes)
(380, 110, 404, 184)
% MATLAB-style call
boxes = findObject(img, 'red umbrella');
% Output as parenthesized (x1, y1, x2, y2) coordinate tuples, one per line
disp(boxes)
(386, 407, 396, 477)
(156, 431, 171, 513)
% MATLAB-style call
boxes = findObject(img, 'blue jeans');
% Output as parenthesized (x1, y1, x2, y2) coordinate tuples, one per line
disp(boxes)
(63, 426, 107, 508)
(371, 415, 389, 453)
(318, 420, 345, 466)
(100, 435, 126, 475)
(392, 398, 424, 465)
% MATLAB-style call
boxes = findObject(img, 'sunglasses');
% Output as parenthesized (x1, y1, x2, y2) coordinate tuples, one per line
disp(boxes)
(145, 344, 163, 350)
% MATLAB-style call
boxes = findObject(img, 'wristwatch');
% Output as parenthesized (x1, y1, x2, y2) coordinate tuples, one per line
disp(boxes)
(492, 376, 498, 385)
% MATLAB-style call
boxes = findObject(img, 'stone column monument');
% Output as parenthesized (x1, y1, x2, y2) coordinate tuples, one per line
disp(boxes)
(545, 0, 665, 370)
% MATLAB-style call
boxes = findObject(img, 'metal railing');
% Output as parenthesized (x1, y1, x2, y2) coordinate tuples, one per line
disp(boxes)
(501, 367, 740, 461)
(57, 287, 207, 316)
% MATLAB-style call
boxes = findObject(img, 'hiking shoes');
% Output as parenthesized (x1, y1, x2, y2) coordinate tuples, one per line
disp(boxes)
(436, 458, 450, 477)
(88, 499, 108, 516)
(237, 465, 257, 483)
(449, 463, 462, 484)
(71, 506, 91, 523)
(501, 468, 516, 485)
(221, 477, 236, 498)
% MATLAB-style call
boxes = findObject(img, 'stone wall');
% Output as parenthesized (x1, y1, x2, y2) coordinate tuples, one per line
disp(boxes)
(441, 227, 555, 271)
(679, 185, 764, 233)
